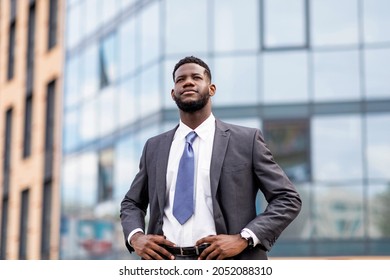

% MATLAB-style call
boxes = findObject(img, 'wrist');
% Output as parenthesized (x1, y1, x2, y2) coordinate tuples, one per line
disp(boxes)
(240, 233, 254, 248)
(130, 232, 144, 246)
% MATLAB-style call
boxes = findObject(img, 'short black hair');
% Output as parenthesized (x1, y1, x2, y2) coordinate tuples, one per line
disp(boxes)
(172, 56, 212, 82)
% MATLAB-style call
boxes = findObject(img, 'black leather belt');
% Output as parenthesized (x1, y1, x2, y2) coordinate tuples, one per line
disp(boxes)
(163, 243, 210, 256)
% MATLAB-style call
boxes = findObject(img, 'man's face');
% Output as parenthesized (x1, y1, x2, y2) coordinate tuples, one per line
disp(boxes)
(171, 63, 215, 113)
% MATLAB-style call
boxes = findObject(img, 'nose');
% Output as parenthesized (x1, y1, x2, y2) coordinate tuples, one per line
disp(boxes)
(183, 77, 195, 87)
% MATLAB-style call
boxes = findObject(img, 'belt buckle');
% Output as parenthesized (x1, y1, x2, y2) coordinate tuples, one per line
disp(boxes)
(180, 247, 184, 256)
(195, 245, 199, 255)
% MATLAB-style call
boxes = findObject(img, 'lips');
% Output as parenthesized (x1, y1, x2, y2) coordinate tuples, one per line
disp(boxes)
(181, 90, 197, 95)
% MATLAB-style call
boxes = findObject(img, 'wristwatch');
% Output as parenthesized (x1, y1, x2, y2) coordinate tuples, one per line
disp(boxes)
(241, 235, 254, 248)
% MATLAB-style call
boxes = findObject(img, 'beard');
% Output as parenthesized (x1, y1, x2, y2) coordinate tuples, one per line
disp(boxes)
(173, 91, 210, 113)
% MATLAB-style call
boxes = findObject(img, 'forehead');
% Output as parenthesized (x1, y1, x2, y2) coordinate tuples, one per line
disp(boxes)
(174, 63, 206, 78)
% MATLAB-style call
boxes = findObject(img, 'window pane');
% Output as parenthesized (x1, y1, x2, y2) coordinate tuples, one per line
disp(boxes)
(62, 156, 80, 215)
(85, 0, 99, 36)
(312, 115, 363, 181)
(263, 0, 306, 48)
(365, 48, 390, 99)
(119, 17, 137, 79)
(363, 0, 390, 44)
(80, 98, 98, 143)
(140, 2, 160, 66)
(140, 65, 160, 117)
(213, 55, 258, 106)
(119, 78, 137, 127)
(263, 51, 308, 103)
(98, 148, 114, 203)
(165, 0, 208, 55)
(66, 4, 83, 49)
(65, 55, 80, 108)
(366, 114, 390, 179)
(368, 183, 390, 238)
(99, 33, 118, 88)
(80, 43, 99, 100)
(263, 119, 311, 183)
(214, 0, 259, 52)
(313, 50, 360, 101)
(100, 0, 119, 24)
(63, 109, 80, 152)
(80, 152, 98, 210)
(311, 0, 359, 47)
(313, 184, 364, 239)
(114, 136, 137, 201)
(98, 86, 117, 136)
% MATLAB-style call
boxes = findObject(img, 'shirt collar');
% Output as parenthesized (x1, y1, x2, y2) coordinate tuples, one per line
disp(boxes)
(176, 113, 216, 141)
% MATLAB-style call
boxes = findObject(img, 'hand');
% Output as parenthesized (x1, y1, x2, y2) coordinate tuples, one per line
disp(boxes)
(130, 232, 176, 260)
(195, 234, 248, 260)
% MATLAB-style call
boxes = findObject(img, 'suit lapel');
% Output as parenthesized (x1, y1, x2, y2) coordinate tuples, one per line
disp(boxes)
(156, 127, 177, 215)
(210, 119, 230, 233)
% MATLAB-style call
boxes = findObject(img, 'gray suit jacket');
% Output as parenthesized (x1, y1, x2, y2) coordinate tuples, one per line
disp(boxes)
(120, 119, 302, 259)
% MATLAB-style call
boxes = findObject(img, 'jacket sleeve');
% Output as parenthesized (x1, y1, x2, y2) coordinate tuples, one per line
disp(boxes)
(120, 140, 150, 253)
(246, 129, 302, 251)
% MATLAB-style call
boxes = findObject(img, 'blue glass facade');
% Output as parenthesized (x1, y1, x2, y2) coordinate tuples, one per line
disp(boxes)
(62, 0, 390, 259)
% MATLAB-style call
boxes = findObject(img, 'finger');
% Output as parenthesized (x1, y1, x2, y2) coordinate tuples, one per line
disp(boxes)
(198, 244, 215, 260)
(196, 235, 215, 246)
(155, 246, 175, 260)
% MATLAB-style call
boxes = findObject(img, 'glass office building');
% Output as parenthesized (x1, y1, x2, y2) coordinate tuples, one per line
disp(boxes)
(62, 0, 390, 259)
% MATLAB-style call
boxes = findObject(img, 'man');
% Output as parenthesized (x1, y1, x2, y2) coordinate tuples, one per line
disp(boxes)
(120, 56, 301, 260)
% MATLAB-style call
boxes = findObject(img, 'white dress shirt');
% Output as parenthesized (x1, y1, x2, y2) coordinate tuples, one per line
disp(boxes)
(163, 114, 216, 246)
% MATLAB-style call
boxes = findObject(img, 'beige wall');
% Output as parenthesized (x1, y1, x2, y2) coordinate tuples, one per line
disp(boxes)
(0, 0, 64, 259)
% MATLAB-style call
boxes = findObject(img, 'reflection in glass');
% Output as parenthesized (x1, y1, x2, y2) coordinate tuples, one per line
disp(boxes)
(263, 119, 311, 183)
(313, 184, 364, 239)
(263, 0, 306, 48)
(313, 50, 360, 101)
(99, 33, 118, 89)
(312, 115, 363, 181)
(368, 183, 390, 238)
(62, 156, 80, 215)
(363, 0, 390, 44)
(213, 55, 258, 106)
(366, 114, 390, 179)
(311, 0, 358, 47)
(365, 48, 390, 99)
(98, 149, 114, 203)
(263, 51, 308, 103)
(165, 0, 208, 55)
(214, 0, 258, 52)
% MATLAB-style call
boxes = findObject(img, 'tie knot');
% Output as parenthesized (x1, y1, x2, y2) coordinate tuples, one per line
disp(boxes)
(186, 131, 197, 145)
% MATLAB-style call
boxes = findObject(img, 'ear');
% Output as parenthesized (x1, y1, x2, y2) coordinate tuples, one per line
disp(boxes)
(171, 89, 175, 100)
(209, 84, 216, 96)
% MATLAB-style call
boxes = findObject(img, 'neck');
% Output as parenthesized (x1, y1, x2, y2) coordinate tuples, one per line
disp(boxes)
(179, 108, 212, 130)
